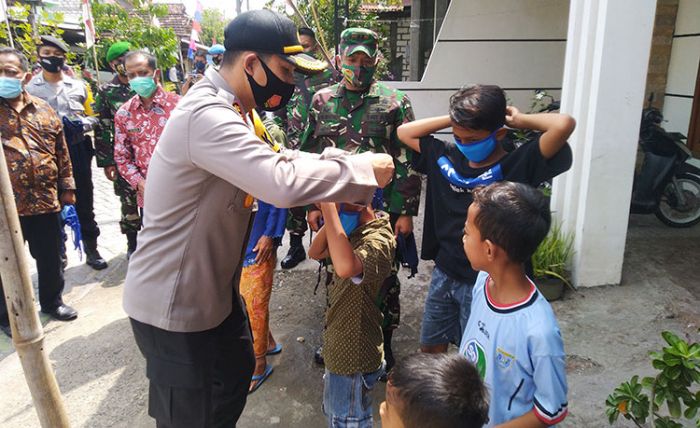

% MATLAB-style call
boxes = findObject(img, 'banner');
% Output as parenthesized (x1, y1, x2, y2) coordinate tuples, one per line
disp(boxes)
(81, 0, 95, 49)
(188, 0, 204, 59)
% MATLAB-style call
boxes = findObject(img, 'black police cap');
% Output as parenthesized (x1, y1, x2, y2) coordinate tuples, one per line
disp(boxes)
(39, 35, 69, 54)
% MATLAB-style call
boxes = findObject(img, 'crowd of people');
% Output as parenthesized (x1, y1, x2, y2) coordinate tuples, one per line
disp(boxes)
(0, 8, 577, 428)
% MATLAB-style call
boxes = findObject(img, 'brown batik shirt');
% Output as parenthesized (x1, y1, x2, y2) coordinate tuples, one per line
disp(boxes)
(0, 92, 75, 216)
(322, 214, 396, 375)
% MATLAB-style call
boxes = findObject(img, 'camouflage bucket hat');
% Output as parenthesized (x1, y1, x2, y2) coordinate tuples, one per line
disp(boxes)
(340, 28, 378, 57)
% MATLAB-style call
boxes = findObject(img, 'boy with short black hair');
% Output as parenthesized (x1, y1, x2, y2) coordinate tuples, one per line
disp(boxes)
(380, 352, 489, 428)
(461, 181, 568, 427)
(308, 197, 396, 427)
(397, 84, 575, 353)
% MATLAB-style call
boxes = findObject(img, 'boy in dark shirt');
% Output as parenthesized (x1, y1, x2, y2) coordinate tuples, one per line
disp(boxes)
(396, 84, 575, 353)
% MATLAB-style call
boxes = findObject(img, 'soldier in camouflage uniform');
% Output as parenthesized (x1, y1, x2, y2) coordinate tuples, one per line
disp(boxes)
(94, 41, 141, 258)
(300, 28, 421, 371)
(280, 27, 338, 269)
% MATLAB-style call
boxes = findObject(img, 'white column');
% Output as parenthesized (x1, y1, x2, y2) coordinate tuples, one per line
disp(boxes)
(551, 0, 657, 287)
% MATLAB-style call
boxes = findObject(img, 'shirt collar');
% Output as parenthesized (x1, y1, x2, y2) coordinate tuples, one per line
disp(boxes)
(132, 86, 166, 110)
(205, 67, 237, 103)
(332, 81, 379, 99)
(0, 91, 37, 113)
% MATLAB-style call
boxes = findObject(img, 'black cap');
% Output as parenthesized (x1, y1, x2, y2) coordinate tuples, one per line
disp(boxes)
(224, 9, 327, 74)
(39, 35, 69, 54)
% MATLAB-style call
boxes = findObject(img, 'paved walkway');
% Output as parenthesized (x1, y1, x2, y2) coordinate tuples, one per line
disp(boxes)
(0, 161, 698, 427)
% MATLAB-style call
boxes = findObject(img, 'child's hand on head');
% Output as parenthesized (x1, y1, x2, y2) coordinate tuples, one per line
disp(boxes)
(505, 106, 522, 128)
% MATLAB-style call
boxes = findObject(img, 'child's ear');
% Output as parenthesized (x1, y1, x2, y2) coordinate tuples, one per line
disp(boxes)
(495, 128, 508, 141)
(484, 239, 497, 261)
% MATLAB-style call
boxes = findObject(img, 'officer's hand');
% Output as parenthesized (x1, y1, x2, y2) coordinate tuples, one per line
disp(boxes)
(104, 165, 117, 181)
(307, 209, 323, 232)
(371, 154, 395, 188)
(394, 215, 413, 238)
(60, 190, 76, 206)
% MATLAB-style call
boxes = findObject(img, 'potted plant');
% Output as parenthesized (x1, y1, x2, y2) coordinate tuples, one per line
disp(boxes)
(531, 222, 575, 301)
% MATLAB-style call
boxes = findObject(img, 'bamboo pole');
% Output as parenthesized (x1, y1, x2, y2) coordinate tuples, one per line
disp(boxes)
(0, 138, 70, 428)
(92, 44, 100, 85)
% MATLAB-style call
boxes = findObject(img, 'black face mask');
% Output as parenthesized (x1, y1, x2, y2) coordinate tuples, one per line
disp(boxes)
(245, 56, 295, 112)
(39, 56, 65, 73)
(195, 61, 206, 72)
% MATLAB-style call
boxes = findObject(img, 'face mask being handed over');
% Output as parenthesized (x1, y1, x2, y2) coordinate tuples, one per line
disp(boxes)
(129, 72, 158, 98)
(0, 77, 23, 99)
(246, 56, 295, 112)
(454, 129, 499, 163)
(338, 208, 361, 236)
(341, 64, 376, 90)
(39, 56, 65, 73)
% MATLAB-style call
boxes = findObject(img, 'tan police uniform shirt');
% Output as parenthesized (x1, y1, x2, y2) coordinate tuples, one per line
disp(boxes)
(123, 68, 379, 332)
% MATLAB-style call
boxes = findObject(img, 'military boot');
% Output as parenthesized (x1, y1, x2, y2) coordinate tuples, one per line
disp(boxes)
(126, 231, 138, 260)
(281, 234, 306, 269)
(84, 238, 108, 270)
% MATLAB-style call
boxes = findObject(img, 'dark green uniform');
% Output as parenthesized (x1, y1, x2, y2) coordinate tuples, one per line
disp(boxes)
(94, 76, 141, 234)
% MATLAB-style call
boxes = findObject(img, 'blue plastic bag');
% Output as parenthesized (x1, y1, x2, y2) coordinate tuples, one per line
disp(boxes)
(61, 204, 82, 260)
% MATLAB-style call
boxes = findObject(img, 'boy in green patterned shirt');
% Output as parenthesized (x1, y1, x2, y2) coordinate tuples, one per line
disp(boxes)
(309, 196, 396, 427)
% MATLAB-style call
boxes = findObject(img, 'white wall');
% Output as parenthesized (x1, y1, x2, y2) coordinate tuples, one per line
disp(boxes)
(662, 0, 700, 135)
(384, 0, 569, 118)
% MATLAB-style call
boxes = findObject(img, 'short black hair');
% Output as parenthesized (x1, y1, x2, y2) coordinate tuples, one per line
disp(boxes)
(450, 84, 507, 131)
(298, 27, 316, 39)
(124, 50, 157, 71)
(388, 353, 489, 428)
(0, 47, 29, 71)
(471, 181, 551, 263)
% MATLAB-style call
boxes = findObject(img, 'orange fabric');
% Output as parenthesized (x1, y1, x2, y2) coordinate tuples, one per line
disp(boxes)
(239, 256, 276, 358)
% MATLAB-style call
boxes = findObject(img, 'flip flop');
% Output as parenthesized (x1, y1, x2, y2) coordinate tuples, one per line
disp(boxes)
(266, 343, 283, 355)
(249, 365, 273, 394)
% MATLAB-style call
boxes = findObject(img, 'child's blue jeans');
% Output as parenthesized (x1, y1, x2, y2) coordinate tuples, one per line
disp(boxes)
(322, 363, 385, 428)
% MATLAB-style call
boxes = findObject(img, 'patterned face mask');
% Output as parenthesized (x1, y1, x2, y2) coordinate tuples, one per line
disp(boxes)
(341, 64, 376, 90)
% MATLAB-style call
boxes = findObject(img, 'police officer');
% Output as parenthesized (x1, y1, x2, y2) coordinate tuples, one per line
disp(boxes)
(26, 36, 108, 270)
(122, 10, 396, 426)
(300, 28, 422, 372)
(280, 27, 338, 269)
(94, 41, 140, 259)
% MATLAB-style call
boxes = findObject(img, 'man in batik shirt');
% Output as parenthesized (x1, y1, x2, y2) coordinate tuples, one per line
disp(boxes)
(0, 48, 78, 337)
(114, 51, 179, 211)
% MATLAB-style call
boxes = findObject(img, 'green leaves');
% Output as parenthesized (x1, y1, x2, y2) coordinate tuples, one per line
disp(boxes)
(532, 222, 574, 290)
(606, 330, 700, 427)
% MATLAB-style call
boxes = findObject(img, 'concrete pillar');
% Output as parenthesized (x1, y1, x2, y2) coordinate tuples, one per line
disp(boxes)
(551, 0, 657, 287)
(409, 0, 423, 81)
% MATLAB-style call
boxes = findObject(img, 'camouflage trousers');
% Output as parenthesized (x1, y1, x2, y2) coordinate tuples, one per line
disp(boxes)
(286, 206, 308, 236)
(112, 172, 141, 234)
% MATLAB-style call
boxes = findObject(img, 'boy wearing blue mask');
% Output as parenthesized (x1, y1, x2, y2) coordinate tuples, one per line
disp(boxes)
(308, 196, 396, 427)
(397, 84, 575, 354)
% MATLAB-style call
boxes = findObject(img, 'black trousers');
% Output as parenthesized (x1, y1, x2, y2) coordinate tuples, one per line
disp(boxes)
(0, 213, 65, 326)
(67, 138, 100, 241)
(130, 295, 255, 428)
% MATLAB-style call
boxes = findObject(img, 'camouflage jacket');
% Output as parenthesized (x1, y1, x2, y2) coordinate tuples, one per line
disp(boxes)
(0, 93, 75, 216)
(285, 67, 337, 149)
(94, 76, 134, 167)
(300, 81, 421, 216)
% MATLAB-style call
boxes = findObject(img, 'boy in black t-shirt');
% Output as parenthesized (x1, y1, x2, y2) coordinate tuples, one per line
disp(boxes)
(397, 84, 575, 353)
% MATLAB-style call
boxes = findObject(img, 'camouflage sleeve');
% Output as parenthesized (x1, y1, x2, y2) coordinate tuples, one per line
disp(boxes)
(263, 117, 288, 149)
(286, 93, 310, 150)
(93, 87, 115, 168)
(298, 93, 323, 154)
(384, 93, 422, 216)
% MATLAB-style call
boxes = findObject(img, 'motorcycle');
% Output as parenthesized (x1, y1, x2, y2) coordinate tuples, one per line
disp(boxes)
(630, 101, 700, 227)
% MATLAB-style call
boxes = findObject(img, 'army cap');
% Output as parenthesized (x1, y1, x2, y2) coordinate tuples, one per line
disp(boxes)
(340, 28, 378, 58)
(106, 41, 131, 62)
(39, 35, 69, 54)
(224, 9, 327, 75)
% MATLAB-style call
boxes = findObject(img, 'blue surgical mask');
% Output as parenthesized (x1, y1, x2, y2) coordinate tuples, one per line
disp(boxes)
(339, 208, 361, 235)
(454, 129, 499, 163)
(129, 74, 157, 98)
(0, 77, 23, 99)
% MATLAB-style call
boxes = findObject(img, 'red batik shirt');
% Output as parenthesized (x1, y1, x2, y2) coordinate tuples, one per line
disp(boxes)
(114, 86, 180, 206)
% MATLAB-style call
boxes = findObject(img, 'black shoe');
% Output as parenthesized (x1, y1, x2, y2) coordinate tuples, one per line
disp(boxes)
(84, 239, 108, 270)
(281, 245, 306, 269)
(42, 304, 78, 321)
(0, 324, 11, 338)
(126, 232, 138, 260)
(314, 346, 325, 366)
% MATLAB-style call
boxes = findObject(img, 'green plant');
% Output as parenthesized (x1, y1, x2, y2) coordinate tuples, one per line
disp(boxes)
(0, 4, 73, 64)
(606, 331, 700, 428)
(531, 222, 574, 290)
